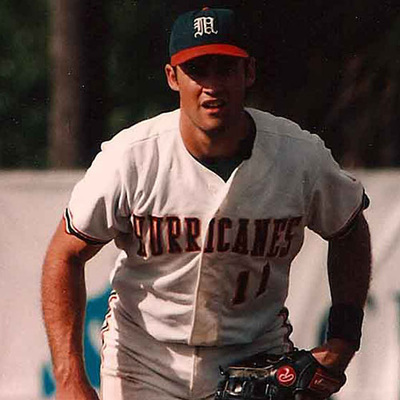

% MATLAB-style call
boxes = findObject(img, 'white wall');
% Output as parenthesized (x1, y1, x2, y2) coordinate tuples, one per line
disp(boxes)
(0, 170, 398, 400)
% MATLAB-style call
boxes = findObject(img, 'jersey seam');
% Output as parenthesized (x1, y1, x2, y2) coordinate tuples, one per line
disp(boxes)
(107, 111, 179, 150)
(255, 128, 319, 145)
(188, 204, 228, 344)
(246, 107, 317, 144)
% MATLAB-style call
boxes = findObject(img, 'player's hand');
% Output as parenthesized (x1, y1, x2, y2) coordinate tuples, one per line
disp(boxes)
(292, 339, 356, 400)
(310, 338, 356, 373)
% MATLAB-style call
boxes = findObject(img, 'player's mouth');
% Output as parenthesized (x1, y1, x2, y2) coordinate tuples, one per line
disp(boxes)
(201, 99, 227, 113)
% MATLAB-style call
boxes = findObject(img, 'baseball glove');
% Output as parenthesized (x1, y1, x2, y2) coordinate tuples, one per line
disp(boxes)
(214, 349, 346, 400)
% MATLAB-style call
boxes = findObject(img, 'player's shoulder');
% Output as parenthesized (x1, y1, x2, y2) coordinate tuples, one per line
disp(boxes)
(247, 107, 331, 172)
(101, 109, 180, 153)
(247, 107, 322, 147)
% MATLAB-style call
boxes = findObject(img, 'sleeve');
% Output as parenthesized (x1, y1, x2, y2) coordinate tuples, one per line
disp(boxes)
(306, 137, 368, 240)
(65, 142, 133, 244)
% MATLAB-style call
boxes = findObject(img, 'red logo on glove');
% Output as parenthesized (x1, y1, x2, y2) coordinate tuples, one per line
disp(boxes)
(308, 370, 342, 395)
(276, 366, 297, 387)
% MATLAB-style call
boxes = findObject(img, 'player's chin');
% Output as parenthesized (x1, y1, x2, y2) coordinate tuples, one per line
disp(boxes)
(200, 107, 231, 128)
(200, 118, 228, 134)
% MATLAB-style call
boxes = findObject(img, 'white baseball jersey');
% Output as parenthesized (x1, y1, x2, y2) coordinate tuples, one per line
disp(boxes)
(66, 108, 365, 348)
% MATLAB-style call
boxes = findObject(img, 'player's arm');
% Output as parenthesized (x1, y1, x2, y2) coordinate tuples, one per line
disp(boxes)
(311, 211, 372, 372)
(41, 218, 104, 400)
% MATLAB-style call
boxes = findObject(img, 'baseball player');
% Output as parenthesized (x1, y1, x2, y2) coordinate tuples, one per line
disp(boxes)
(41, 7, 371, 400)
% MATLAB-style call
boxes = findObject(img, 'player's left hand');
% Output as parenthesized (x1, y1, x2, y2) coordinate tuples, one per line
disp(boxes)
(293, 338, 356, 400)
(310, 338, 356, 373)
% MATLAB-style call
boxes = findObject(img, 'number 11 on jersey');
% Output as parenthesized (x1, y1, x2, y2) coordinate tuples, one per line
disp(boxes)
(232, 262, 271, 305)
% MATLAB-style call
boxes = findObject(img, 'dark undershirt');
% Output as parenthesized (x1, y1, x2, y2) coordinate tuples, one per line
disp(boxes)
(196, 113, 256, 182)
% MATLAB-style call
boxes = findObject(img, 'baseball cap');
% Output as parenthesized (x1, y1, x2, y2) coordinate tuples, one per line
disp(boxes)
(169, 7, 249, 66)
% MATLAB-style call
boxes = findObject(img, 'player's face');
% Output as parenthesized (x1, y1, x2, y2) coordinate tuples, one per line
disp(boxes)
(166, 55, 255, 135)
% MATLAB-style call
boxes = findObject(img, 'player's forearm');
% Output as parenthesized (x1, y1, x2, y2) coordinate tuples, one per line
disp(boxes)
(41, 253, 88, 385)
(317, 212, 372, 366)
(327, 212, 372, 308)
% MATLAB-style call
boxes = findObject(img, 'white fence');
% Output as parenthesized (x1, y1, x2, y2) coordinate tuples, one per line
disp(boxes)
(0, 170, 398, 400)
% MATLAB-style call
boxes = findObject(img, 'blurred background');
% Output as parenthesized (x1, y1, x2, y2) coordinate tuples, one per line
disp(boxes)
(1, 1, 400, 399)
(1, 0, 400, 169)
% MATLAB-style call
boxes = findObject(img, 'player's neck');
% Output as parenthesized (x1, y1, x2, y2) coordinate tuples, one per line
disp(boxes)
(180, 111, 251, 160)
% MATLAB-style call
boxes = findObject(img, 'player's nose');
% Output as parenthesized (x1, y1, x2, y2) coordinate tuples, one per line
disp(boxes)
(201, 67, 226, 92)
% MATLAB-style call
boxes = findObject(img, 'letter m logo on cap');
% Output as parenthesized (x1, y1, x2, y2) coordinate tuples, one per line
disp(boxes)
(193, 17, 218, 37)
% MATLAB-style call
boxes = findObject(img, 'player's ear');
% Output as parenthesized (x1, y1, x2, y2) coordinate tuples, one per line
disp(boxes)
(165, 64, 180, 92)
(245, 57, 256, 88)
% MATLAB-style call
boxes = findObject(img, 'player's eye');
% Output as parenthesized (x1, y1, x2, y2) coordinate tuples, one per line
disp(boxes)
(188, 64, 201, 74)
(182, 61, 206, 78)
(220, 60, 239, 75)
(181, 56, 240, 80)
(211, 58, 240, 76)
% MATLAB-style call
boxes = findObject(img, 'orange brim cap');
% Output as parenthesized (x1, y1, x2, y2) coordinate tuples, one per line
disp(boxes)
(171, 43, 249, 66)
